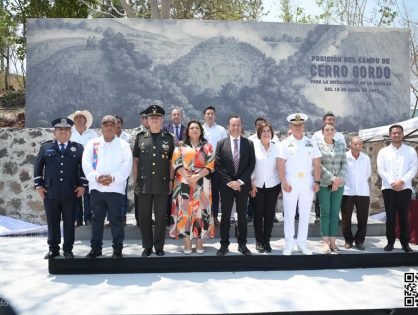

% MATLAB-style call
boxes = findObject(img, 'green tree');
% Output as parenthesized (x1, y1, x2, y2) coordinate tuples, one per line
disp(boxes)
(84, 0, 265, 20)
(2, 0, 92, 89)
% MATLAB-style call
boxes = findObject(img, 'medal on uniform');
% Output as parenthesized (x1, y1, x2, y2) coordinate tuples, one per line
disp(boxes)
(70, 147, 76, 152)
(297, 172, 305, 178)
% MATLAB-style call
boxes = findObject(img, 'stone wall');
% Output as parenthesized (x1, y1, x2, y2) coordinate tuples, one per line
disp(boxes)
(0, 128, 417, 224)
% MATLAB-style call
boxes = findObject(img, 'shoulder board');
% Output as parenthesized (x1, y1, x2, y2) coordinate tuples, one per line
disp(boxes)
(41, 140, 54, 145)
(163, 131, 174, 138)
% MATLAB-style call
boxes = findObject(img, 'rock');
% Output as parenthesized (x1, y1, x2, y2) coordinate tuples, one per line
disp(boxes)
(19, 170, 31, 182)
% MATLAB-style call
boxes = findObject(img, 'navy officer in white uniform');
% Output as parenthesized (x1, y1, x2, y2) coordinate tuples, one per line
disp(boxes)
(34, 118, 87, 259)
(278, 113, 321, 256)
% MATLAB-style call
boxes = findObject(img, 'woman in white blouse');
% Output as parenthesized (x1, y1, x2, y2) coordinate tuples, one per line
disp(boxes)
(250, 122, 281, 253)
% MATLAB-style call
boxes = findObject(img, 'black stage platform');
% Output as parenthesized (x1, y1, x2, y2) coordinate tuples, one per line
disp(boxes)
(49, 252, 418, 275)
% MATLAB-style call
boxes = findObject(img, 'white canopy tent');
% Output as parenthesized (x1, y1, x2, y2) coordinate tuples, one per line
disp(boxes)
(359, 117, 418, 143)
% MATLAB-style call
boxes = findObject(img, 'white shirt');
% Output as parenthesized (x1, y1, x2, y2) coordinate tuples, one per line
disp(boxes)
(118, 131, 131, 143)
(311, 130, 347, 147)
(82, 136, 133, 194)
(70, 127, 98, 147)
(278, 135, 322, 180)
(343, 151, 371, 196)
(248, 132, 280, 144)
(377, 143, 418, 190)
(251, 139, 280, 188)
(203, 122, 227, 149)
(229, 135, 241, 155)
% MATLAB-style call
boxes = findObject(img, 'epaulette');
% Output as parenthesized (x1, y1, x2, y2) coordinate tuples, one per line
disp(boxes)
(163, 131, 174, 138)
(41, 140, 54, 145)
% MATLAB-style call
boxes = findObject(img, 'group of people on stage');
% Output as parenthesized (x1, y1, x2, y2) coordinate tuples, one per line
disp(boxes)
(34, 104, 417, 259)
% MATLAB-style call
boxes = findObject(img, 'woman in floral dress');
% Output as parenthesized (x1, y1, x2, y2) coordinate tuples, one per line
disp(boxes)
(169, 120, 215, 254)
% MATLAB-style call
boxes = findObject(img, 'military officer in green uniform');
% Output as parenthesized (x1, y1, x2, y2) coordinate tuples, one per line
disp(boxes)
(133, 105, 175, 257)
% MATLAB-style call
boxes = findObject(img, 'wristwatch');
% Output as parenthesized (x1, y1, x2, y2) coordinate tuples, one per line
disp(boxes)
(314, 180, 320, 184)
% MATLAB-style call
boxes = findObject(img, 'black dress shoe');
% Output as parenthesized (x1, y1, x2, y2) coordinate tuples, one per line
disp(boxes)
(84, 220, 91, 226)
(263, 241, 272, 253)
(75, 220, 83, 227)
(44, 251, 60, 259)
(63, 251, 74, 259)
(247, 216, 253, 223)
(86, 248, 102, 258)
(238, 244, 251, 256)
(155, 249, 165, 256)
(112, 250, 122, 259)
(142, 248, 153, 257)
(402, 245, 414, 253)
(355, 243, 365, 251)
(384, 243, 394, 252)
(255, 241, 265, 252)
(216, 245, 229, 256)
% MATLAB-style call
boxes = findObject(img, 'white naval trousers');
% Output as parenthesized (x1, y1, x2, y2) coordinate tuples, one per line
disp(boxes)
(282, 177, 314, 248)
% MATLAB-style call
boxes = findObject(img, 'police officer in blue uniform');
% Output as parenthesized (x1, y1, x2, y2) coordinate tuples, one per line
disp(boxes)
(34, 118, 88, 259)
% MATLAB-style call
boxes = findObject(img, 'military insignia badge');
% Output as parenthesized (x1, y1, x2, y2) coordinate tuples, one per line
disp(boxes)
(297, 172, 305, 178)
(70, 147, 76, 152)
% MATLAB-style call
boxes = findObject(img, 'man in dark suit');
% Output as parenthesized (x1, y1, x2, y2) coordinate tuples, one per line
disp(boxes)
(163, 106, 186, 223)
(163, 107, 186, 144)
(215, 115, 255, 256)
(34, 118, 87, 259)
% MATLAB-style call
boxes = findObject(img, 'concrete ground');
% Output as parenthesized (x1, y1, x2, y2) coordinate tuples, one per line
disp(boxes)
(0, 235, 417, 314)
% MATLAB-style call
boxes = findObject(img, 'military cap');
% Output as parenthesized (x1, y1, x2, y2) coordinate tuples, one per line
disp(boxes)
(287, 113, 308, 125)
(52, 117, 74, 128)
(145, 104, 165, 117)
(140, 109, 147, 118)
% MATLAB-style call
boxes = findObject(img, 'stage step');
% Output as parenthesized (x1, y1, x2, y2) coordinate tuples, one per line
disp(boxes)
(50, 237, 418, 274)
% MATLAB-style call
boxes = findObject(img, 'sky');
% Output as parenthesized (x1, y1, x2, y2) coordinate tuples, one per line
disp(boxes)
(261, 0, 418, 25)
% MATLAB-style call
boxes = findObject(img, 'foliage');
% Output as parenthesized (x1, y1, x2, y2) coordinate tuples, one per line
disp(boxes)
(278, 0, 398, 26)
(0, 90, 25, 108)
(171, 0, 264, 20)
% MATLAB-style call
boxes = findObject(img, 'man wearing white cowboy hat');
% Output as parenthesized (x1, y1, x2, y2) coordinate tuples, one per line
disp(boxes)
(278, 113, 322, 256)
(68, 109, 98, 227)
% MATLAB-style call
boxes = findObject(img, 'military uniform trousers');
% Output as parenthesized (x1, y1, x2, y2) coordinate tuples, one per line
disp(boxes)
(138, 193, 167, 250)
(282, 177, 314, 248)
(90, 190, 125, 251)
(44, 198, 77, 252)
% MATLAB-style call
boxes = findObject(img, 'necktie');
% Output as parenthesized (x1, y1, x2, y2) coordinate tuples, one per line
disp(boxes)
(175, 125, 180, 140)
(60, 143, 65, 153)
(233, 138, 239, 174)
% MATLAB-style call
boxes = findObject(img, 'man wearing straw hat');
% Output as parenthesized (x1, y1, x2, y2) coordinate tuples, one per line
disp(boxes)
(68, 109, 98, 227)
